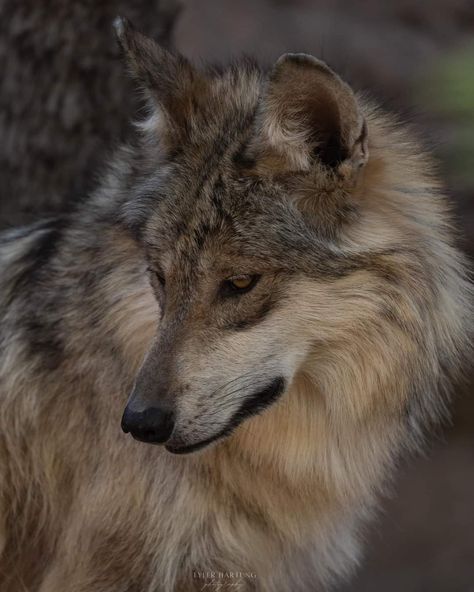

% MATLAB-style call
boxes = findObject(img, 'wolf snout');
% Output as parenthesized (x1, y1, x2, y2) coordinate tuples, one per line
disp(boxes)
(121, 404, 175, 445)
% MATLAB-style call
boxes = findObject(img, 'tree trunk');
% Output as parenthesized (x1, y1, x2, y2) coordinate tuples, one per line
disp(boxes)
(0, 0, 181, 228)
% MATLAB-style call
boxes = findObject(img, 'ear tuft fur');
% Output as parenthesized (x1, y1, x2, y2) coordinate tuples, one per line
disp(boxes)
(249, 53, 368, 177)
(112, 15, 130, 47)
(112, 18, 205, 146)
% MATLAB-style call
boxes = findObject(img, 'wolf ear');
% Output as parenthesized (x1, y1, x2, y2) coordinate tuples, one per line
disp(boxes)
(248, 53, 368, 177)
(113, 16, 202, 139)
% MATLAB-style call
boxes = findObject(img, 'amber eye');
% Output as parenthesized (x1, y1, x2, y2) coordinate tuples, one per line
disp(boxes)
(230, 275, 253, 289)
(221, 274, 260, 296)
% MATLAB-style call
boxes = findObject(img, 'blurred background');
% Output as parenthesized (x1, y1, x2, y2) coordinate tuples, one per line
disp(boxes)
(1, 1, 473, 589)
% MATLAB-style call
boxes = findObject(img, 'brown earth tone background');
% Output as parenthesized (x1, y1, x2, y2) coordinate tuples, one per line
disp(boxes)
(1, 1, 473, 590)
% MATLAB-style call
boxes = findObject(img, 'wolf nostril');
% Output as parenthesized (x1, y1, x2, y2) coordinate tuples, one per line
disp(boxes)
(121, 405, 175, 444)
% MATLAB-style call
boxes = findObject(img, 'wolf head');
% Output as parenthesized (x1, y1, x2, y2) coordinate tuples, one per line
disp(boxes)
(114, 18, 469, 455)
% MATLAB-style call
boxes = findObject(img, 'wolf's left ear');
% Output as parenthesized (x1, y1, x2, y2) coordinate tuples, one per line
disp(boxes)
(113, 16, 203, 141)
(249, 53, 368, 177)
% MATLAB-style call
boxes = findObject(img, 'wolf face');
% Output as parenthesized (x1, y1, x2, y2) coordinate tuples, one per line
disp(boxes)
(114, 18, 468, 457)
(114, 18, 371, 453)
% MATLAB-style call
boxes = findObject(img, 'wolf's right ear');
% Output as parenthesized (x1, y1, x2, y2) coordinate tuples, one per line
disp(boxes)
(113, 16, 203, 141)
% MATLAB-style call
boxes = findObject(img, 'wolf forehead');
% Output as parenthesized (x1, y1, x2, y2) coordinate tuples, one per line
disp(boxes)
(127, 167, 317, 271)
(119, 73, 313, 261)
(120, 65, 279, 229)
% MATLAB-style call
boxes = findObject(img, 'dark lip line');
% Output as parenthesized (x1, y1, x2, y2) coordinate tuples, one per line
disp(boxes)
(165, 376, 286, 455)
(165, 428, 230, 455)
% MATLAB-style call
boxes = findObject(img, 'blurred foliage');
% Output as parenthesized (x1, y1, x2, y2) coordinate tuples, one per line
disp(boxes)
(423, 43, 474, 186)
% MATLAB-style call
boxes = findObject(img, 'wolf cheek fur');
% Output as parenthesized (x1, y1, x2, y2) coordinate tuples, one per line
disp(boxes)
(0, 16, 472, 592)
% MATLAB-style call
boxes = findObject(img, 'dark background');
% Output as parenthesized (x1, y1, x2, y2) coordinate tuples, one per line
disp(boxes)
(1, 1, 473, 590)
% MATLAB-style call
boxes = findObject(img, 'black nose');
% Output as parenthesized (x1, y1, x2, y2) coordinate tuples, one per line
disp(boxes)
(121, 405, 175, 444)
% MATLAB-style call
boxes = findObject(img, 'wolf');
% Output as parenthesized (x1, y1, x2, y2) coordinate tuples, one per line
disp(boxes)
(0, 16, 471, 592)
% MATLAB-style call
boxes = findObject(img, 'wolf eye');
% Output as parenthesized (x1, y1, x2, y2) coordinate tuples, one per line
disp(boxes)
(230, 275, 253, 289)
(222, 274, 260, 296)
